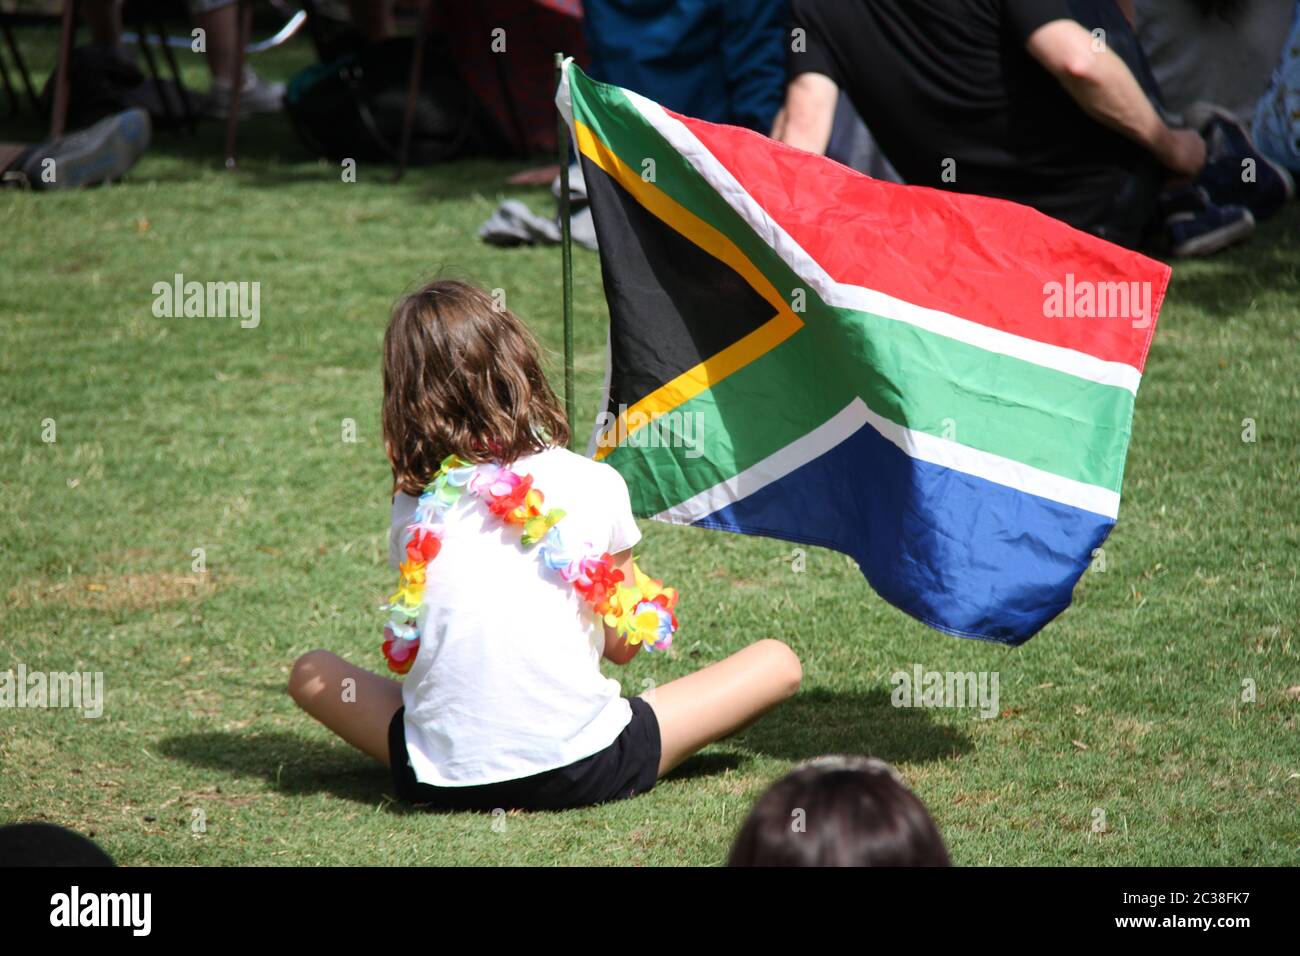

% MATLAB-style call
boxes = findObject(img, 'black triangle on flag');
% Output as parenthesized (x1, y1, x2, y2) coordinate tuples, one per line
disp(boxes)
(579, 155, 778, 414)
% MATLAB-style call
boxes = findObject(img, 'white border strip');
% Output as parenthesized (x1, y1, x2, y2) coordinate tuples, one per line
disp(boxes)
(654, 401, 871, 525)
(555, 58, 576, 145)
(567, 70, 1124, 518)
(623, 89, 1142, 396)
(655, 398, 1120, 523)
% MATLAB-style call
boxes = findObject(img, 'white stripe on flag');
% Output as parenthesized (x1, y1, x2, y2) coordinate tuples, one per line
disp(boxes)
(653, 401, 870, 526)
(654, 398, 1121, 524)
(623, 89, 1142, 396)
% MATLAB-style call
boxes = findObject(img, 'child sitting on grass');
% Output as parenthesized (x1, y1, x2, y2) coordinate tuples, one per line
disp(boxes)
(288, 279, 801, 811)
(727, 756, 950, 866)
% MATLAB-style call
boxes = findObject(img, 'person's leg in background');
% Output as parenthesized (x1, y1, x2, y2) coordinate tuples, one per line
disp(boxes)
(194, 0, 239, 87)
(1251, 2, 1300, 176)
(190, 0, 285, 117)
(349, 0, 395, 43)
(1071, 0, 1273, 254)
(84, 0, 124, 50)
(1121, 0, 1295, 226)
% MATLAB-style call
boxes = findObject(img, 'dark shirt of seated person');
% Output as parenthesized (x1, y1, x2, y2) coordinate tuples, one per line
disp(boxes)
(773, 0, 1207, 248)
(584, 0, 788, 133)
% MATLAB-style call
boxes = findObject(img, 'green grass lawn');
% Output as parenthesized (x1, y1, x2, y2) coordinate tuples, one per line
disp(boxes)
(1, 32, 1297, 867)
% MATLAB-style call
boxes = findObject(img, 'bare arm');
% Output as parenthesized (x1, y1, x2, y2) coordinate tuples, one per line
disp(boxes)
(602, 548, 642, 665)
(1025, 19, 1204, 178)
(770, 72, 838, 155)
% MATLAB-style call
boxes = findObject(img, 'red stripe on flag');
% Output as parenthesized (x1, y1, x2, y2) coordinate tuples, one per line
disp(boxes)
(674, 113, 1167, 372)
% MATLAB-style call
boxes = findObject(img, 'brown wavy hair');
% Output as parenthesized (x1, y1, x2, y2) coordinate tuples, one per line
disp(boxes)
(382, 279, 570, 496)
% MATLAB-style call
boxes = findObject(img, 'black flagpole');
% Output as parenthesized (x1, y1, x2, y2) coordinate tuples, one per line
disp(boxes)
(556, 53, 576, 449)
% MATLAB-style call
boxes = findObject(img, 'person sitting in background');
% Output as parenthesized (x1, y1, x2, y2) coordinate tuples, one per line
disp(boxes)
(1135, 0, 1293, 128)
(773, 0, 1286, 256)
(1253, 2, 1300, 176)
(84, 0, 284, 117)
(1137, 0, 1300, 178)
(728, 756, 951, 867)
(582, 0, 787, 133)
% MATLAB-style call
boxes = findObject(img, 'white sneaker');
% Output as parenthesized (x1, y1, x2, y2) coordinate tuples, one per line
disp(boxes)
(204, 68, 285, 119)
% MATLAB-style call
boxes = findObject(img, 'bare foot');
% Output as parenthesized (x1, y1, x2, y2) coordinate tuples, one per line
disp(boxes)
(507, 164, 562, 186)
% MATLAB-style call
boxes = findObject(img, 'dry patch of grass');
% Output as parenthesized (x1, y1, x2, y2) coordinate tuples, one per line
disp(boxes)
(6, 572, 220, 612)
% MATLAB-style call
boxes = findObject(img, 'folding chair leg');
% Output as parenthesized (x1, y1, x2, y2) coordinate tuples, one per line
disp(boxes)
(393, 0, 431, 182)
(50, 0, 78, 141)
(133, 16, 177, 131)
(155, 17, 197, 132)
(1, 21, 42, 114)
(0, 42, 17, 116)
(224, 0, 250, 169)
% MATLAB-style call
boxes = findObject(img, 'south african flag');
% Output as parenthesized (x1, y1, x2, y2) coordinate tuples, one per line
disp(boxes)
(557, 61, 1169, 645)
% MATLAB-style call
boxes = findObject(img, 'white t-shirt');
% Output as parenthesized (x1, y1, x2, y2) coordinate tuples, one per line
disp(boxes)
(388, 446, 643, 787)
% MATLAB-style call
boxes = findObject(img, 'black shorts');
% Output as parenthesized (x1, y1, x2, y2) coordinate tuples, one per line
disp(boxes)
(387, 697, 661, 811)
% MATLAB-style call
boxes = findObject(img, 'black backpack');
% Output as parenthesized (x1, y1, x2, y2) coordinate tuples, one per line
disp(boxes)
(285, 35, 498, 165)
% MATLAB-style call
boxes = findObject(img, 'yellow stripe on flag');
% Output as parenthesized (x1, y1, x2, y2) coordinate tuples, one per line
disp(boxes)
(574, 119, 805, 461)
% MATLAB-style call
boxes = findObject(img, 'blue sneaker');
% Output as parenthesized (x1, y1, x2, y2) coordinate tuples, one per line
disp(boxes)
(20, 107, 151, 190)
(1161, 185, 1255, 258)
(1197, 108, 1295, 221)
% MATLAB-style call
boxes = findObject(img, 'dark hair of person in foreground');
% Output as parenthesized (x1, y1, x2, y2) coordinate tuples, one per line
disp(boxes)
(728, 756, 951, 867)
(0, 822, 115, 866)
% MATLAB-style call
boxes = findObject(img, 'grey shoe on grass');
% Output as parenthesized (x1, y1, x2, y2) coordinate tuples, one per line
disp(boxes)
(204, 68, 286, 119)
(20, 107, 151, 190)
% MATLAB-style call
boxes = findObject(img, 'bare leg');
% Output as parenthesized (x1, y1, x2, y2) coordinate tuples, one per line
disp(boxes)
(84, 0, 123, 48)
(507, 165, 562, 186)
(194, 3, 240, 85)
(349, 0, 396, 41)
(641, 639, 801, 777)
(288, 649, 403, 764)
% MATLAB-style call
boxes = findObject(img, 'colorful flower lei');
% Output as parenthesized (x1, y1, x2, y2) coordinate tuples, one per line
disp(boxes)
(382, 454, 678, 674)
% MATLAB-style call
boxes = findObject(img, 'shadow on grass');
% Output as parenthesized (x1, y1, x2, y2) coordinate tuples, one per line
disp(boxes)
(159, 686, 970, 807)
(732, 687, 973, 765)
(1161, 211, 1300, 314)
(159, 729, 751, 818)
(663, 751, 747, 781)
(122, 115, 536, 198)
(160, 729, 752, 806)
(159, 731, 391, 805)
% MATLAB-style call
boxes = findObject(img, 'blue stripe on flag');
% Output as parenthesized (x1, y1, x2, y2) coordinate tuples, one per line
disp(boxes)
(692, 422, 1114, 645)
